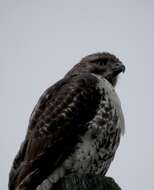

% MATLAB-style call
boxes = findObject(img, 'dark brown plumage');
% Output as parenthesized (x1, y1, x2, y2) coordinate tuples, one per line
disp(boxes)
(9, 52, 125, 190)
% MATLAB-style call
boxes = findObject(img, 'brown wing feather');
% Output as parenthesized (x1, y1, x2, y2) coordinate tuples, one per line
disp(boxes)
(9, 74, 101, 190)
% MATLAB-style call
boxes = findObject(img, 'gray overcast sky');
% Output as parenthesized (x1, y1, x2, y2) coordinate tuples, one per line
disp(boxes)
(0, 0, 154, 189)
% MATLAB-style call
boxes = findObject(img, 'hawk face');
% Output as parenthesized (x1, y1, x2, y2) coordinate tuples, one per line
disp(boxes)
(66, 52, 125, 87)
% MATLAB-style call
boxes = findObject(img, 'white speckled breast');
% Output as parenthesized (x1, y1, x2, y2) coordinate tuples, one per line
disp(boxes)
(94, 74, 125, 135)
(62, 75, 125, 174)
(37, 75, 125, 190)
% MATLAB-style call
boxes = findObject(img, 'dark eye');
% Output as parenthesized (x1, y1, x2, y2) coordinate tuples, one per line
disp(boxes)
(97, 58, 108, 66)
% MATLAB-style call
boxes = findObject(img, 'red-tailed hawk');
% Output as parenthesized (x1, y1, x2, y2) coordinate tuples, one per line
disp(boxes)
(9, 52, 125, 190)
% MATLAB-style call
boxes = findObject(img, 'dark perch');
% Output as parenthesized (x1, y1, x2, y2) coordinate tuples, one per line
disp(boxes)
(52, 174, 121, 190)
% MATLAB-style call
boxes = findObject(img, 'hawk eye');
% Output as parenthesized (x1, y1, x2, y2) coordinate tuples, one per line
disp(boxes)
(97, 59, 108, 66)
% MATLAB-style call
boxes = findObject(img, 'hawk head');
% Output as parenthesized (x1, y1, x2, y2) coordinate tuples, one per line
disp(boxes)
(66, 52, 125, 87)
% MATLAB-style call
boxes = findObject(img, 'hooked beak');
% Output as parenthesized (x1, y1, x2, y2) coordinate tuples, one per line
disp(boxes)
(120, 64, 125, 73)
(112, 63, 125, 75)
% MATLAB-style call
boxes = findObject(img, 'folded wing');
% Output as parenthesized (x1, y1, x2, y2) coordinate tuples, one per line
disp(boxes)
(9, 74, 101, 190)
